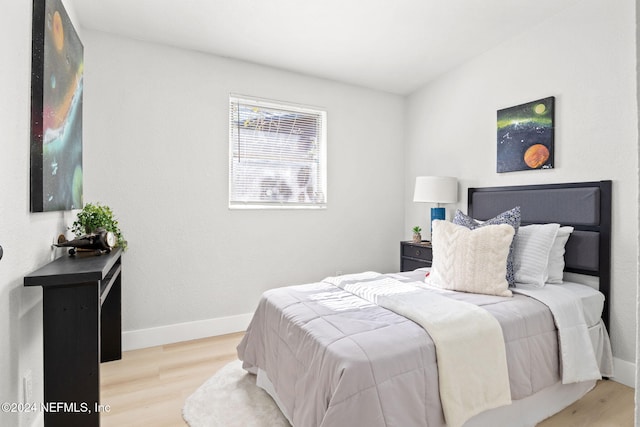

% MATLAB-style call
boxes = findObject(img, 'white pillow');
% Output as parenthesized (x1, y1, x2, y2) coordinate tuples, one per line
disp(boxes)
(546, 226, 574, 283)
(513, 224, 560, 287)
(425, 220, 514, 297)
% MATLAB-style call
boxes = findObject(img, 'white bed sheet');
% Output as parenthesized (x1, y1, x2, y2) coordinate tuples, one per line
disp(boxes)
(548, 281, 604, 327)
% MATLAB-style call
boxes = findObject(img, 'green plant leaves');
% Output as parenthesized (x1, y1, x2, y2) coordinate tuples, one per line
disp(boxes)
(71, 202, 127, 250)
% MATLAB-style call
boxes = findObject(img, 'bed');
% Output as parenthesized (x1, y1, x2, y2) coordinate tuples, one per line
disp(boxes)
(237, 180, 614, 427)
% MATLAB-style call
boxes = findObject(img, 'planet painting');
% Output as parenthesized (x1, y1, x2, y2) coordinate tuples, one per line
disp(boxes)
(30, 0, 84, 212)
(497, 97, 554, 173)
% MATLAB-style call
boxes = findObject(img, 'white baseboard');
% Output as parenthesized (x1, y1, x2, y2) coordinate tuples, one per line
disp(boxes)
(122, 313, 253, 351)
(611, 357, 636, 388)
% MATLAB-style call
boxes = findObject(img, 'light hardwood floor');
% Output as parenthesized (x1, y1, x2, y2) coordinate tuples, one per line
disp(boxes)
(101, 332, 634, 426)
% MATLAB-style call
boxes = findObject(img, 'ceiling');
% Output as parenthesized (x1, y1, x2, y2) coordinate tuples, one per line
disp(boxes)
(69, 0, 579, 95)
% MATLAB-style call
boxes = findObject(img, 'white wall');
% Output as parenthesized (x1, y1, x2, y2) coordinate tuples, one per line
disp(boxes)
(635, 0, 640, 418)
(1, 2, 81, 426)
(80, 30, 406, 338)
(4, 2, 638, 425)
(404, 0, 638, 374)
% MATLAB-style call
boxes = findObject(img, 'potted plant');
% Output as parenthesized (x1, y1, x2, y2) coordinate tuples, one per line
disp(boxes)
(412, 226, 422, 243)
(71, 202, 127, 250)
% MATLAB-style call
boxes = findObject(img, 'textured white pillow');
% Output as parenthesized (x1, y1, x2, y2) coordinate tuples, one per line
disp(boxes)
(546, 226, 574, 284)
(425, 220, 514, 297)
(513, 224, 560, 287)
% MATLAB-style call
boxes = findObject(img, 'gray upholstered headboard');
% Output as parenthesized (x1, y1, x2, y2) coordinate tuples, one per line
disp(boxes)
(468, 181, 612, 326)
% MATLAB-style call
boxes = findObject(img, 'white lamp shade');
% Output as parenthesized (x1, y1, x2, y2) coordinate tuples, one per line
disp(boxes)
(413, 176, 458, 203)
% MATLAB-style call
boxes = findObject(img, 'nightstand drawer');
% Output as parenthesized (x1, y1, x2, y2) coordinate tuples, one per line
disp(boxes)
(402, 258, 430, 271)
(400, 241, 433, 272)
(402, 244, 432, 262)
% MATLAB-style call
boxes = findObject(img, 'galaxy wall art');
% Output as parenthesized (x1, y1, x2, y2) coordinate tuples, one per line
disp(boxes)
(496, 97, 554, 173)
(30, 0, 84, 212)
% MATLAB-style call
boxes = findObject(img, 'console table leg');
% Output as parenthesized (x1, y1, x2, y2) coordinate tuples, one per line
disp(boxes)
(43, 283, 100, 427)
(101, 274, 121, 363)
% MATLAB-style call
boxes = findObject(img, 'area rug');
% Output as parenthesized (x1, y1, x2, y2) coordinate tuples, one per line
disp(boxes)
(183, 360, 291, 427)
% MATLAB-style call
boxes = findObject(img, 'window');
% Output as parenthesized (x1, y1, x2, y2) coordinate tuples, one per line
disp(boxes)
(229, 95, 327, 209)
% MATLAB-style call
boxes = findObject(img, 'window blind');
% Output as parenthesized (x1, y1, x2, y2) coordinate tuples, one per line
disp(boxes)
(229, 95, 327, 209)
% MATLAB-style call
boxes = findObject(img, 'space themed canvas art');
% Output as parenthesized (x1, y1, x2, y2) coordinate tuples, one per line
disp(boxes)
(497, 97, 554, 173)
(30, 0, 84, 212)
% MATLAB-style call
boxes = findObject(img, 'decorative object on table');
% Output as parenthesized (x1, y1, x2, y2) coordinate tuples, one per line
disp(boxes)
(30, 0, 84, 212)
(497, 96, 554, 173)
(70, 203, 127, 253)
(413, 176, 458, 233)
(55, 228, 116, 256)
(412, 226, 422, 243)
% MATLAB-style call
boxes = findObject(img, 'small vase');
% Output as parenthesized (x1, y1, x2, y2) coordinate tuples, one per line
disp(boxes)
(412, 233, 422, 243)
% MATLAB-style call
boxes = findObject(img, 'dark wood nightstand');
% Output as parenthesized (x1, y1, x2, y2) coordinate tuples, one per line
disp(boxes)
(400, 241, 432, 272)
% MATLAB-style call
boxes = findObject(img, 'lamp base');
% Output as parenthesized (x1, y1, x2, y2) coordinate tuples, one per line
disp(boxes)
(430, 207, 446, 233)
(431, 207, 446, 221)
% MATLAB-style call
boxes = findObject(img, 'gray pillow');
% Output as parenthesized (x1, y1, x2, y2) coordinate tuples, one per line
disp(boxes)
(452, 206, 521, 286)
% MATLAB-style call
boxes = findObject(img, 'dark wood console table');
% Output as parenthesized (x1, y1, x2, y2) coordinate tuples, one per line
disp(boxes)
(24, 248, 122, 427)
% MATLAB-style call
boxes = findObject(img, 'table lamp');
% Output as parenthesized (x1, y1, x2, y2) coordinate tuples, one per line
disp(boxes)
(413, 176, 458, 232)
